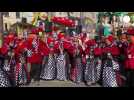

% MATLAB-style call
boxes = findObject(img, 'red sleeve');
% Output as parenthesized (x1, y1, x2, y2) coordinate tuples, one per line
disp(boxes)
(0, 44, 8, 55)
(94, 47, 102, 56)
(102, 47, 110, 54)
(110, 46, 120, 56)
(53, 41, 60, 53)
(39, 40, 50, 56)
(67, 45, 75, 56)
(14, 46, 19, 56)
(79, 46, 84, 55)
(14, 41, 25, 56)
(91, 40, 96, 46)
(63, 41, 72, 50)
(86, 40, 96, 47)
(85, 47, 90, 55)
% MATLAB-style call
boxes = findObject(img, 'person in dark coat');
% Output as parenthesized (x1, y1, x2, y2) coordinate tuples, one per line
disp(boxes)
(125, 28, 134, 87)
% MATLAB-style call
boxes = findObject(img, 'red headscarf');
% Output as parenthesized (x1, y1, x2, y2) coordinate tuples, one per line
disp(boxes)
(47, 37, 54, 45)
(5, 33, 16, 44)
(106, 35, 114, 43)
(58, 32, 65, 40)
(127, 28, 134, 35)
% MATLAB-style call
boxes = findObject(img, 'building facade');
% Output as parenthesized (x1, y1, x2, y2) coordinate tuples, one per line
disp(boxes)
(2, 12, 98, 32)
(3, 12, 19, 31)
(3, 12, 34, 31)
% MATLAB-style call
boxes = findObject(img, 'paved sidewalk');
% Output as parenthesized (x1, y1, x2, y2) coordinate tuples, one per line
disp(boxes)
(23, 80, 101, 87)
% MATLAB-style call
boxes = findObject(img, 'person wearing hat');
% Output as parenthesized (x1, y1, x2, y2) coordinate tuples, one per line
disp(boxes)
(69, 36, 84, 83)
(14, 37, 30, 86)
(55, 32, 71, 81)
(117, 32, 129, 86)
(0, 35, 12, 87)
(2, 33, 17, 87)
(125, 28, 134, 87)
(25, 28, 48, 85)
(84, 35, 102, 86)
(102, 35, 121, 87)
(40, 36, 57, 80)
(94, 36, 103, 84)
(61, 34, 76, 81)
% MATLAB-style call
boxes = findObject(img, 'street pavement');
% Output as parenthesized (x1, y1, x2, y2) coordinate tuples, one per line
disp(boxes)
(23, 80, 101, 87)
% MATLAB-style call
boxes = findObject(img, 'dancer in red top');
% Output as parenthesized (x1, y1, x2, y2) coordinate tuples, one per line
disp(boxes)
(2, 33, 17, 86)
(102, 35, 120, 87)
(25, 28, 48, 85)
(14, 37, 29, 86)
(70, 35, 84, 83)
(56, 32, 71, 81)
(84, 34, 102, 85)
(40, 35, 57, 80)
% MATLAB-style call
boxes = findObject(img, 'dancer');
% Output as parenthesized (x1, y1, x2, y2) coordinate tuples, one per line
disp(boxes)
(70, 36, 84, 83)
(125, 28, 134, 87)
(40, 36, 57, 80)
(56, 33, 70, 81)
(84, 35, 102, 85)
(102, 35, 120, 87)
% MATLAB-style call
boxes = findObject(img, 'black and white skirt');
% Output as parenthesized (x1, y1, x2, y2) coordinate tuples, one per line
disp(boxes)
(3, 59, 16, 86)
(85, 57, 102, 83)
(0, 67, 11, 87)
(70, 57, 83, 83)
(85, 58, 96, 83)
(15, 63, 27, 86)
(40, 56, 56, 80)
(56, 54, 67, 81)
(96, 58, 102, 82)
(102, 59, 120, 87)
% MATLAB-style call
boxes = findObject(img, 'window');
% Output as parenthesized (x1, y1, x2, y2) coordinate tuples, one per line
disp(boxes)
(22, 17, 27, 23)
(16, 12, 20, 18)
(3, 12, 9, 17)
(4, 23, 8, 31)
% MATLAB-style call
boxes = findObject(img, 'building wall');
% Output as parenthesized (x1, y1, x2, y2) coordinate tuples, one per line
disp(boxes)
(3, 12, 98, 31)
(3, 12, 17, 31)
(3, 12, 35, 31)
(83, 12, 98, 23)
(21, 12, 34, 23)
(52, 12, 98, 23)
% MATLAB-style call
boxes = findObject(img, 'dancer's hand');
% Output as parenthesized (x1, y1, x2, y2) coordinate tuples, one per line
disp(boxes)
(12, 52, 15, 56)
(8, 52, 11, 56)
